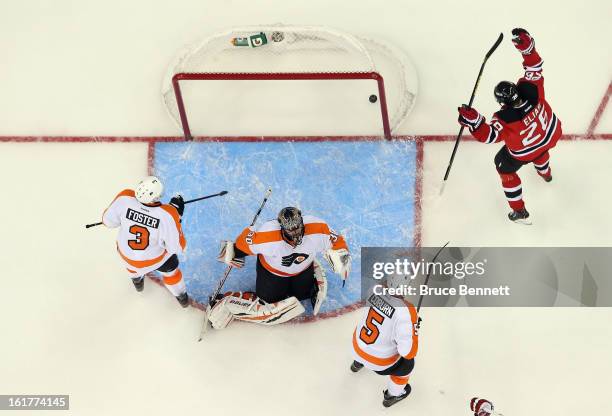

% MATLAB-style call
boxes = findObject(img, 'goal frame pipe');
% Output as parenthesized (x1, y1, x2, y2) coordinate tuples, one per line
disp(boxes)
(171, 71, 391, 141)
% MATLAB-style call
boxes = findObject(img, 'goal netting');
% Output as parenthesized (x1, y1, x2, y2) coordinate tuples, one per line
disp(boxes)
(162, 25, 418, 139)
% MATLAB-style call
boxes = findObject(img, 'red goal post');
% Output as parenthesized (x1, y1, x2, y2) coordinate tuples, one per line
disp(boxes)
(162, 25, 418, 140)
(172, 71, 391, 140)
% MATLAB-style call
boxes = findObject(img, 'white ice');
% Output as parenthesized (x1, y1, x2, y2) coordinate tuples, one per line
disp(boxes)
(1, 1, 611, 415)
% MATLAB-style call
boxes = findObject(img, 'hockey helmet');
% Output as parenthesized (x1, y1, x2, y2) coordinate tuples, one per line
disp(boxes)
(135, 176, 163, 204)
(278, 207, 304, 246)
(494, 81, 520, 106)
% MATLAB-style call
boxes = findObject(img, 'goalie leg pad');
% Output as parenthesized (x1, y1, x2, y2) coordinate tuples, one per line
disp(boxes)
(208, 291, 254, 329)
(228, 295, 305, 325)
(311, 260, 327, 315)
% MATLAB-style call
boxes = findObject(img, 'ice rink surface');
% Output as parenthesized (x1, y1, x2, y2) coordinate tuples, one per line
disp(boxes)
(1, 1, 611, 415)
(155, 140, 416, 311)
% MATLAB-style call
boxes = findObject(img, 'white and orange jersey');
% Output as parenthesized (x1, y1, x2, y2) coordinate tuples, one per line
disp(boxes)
(352, 294, 419, 372)
(102, 189, 186, 276)
(234, 215, 348, 277)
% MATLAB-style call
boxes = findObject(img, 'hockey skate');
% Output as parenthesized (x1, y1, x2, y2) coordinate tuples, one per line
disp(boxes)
(131, 276, 144, 292)
(350, 360, 364, 373)
(508, 208, 531, 225)
(538, 172, 553, 182)
(382, 384, 411, 408)
(176, 292, 190, 308)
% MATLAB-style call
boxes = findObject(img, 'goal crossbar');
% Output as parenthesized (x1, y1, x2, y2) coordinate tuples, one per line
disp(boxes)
(171, 71, 391, 140)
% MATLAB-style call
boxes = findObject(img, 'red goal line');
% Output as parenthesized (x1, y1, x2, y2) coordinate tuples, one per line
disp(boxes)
(0, 133, 610, 143)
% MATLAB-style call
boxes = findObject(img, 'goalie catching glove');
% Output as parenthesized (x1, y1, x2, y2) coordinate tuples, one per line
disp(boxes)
(323, 248, 351, 282)
(217, 241, 245, 268)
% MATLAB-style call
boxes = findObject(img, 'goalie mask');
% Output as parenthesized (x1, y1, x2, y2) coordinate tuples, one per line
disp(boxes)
(494, 81, 521, 107)
(278, 207, 304, 247)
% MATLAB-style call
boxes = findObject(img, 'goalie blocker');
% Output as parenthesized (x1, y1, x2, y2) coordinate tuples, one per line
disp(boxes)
(211, 208, 351, 328)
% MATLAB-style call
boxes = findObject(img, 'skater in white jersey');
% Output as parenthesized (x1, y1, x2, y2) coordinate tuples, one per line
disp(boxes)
(102, 176, 190, 307)
(350, 292, 419, 407)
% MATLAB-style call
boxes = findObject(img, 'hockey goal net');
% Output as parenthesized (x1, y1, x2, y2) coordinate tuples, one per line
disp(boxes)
(162, 25, 418, 140)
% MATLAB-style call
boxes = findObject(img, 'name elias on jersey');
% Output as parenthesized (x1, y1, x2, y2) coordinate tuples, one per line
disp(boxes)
(367, 294, 395, 319)
(522, 102, 543, 127)
(126, 208, 160, 228)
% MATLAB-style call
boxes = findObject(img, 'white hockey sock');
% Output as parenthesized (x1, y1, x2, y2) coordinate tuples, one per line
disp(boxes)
(387, 375, 409, 396)
(161, 269, 186, 297)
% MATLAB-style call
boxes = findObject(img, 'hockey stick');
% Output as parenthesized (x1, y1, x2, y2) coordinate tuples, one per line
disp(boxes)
(198, 188, 272, 341)
(183, 190, 228, 204)
(416, 241, 450, 314)
(84, 190, 229, 228)
(439, 33, 504, 196)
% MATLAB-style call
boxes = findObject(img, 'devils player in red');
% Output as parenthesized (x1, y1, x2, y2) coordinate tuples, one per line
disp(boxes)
(458, 28, 562, 223)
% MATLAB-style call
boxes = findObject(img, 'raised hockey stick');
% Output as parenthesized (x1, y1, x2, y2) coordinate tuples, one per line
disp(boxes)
(198, 188, 272, 341)
(439, 33, 504, 196)
(84, 190, 229, 228)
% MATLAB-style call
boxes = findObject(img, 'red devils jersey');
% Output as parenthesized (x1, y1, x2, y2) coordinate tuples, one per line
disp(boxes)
(471, 50, 562, 161)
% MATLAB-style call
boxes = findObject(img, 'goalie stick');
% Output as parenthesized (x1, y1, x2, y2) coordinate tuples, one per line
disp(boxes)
(85, 190, 228, 228)
(197, 188, 272, 341)
(440, 33, 504, 196)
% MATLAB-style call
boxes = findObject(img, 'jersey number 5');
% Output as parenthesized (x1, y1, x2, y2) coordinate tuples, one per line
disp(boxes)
(128, 225, 150, 250)
(359, 308, 385, 345)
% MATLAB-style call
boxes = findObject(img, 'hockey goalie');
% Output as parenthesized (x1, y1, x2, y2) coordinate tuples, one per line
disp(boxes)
(208, 207, 351, 328)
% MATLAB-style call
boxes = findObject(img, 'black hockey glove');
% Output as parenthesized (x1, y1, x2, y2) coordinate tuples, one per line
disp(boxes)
(169, 195, 185, 216)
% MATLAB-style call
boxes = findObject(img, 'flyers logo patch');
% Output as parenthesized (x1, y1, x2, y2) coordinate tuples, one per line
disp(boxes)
(281, 253, 310, 267)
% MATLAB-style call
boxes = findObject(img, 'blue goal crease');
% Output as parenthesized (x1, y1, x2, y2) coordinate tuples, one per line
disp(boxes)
(153, 140, 417, 314)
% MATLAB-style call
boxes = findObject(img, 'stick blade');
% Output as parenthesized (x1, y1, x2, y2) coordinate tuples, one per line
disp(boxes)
(485, 32, 504, 58)
(439, 181, 447, 196)
(197, 306, 211, 342)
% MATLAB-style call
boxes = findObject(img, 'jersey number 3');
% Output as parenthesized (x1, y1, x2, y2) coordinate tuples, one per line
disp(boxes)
(128, 225, 150, 250)
(359, 308, 385, 345)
